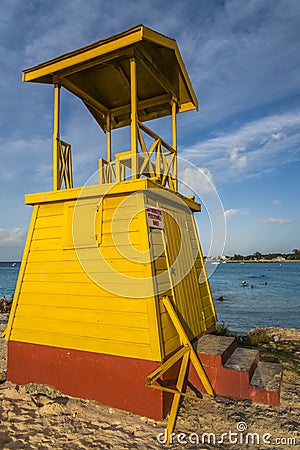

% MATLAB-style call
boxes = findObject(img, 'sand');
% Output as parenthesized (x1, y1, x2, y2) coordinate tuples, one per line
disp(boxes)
(0, 315, 299, 449)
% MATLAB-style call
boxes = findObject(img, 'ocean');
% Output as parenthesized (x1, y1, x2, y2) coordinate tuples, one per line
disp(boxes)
(0, 262, 20, 299)
(0, 261, 299, 334)
(208, 261, 300, 334)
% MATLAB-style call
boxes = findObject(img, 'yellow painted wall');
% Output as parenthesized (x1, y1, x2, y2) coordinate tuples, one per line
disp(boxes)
(7, 188, 161, 361)
(147, 192, 216, 358)
(6, 180, 216, 363)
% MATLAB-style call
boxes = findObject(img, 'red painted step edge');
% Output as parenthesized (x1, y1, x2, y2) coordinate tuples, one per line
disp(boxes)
(188, 351, 281, 406)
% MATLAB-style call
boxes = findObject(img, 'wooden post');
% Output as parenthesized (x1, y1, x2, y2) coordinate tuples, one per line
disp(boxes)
(130, 57, 138, 179)
(172, 99, 177, 191)
(106, 113, 112, 162)
(53, 84, 60, 190)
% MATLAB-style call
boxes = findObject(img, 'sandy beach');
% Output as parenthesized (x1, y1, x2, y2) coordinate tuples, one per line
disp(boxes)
(0, 315, 299, 449)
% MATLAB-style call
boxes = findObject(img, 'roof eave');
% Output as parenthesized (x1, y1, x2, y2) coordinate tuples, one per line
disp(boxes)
(22, 24, 198, 111)
(22, 25, 145, 83)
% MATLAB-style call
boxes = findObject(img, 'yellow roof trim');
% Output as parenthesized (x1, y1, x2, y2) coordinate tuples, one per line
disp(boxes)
(22, 25, 144, 82)
(143, 27, 198, 111)
(22, 24, 198, 114)
(142, 26, 177, 50)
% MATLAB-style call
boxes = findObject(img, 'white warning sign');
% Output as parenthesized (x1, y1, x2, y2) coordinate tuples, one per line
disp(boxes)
(146, 205, 164, 229)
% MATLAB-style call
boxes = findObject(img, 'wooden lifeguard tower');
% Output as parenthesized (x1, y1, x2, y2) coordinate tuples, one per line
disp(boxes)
(5, 25, 218, 438)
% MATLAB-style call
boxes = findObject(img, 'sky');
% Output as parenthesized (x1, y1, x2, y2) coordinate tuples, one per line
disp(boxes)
(0, 0, 300, 260)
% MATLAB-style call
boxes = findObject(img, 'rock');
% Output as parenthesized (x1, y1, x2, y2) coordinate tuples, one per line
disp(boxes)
(248, 327, 300, 342)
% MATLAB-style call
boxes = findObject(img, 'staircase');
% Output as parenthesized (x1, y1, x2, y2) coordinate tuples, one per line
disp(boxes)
(188, 334, 283, 406)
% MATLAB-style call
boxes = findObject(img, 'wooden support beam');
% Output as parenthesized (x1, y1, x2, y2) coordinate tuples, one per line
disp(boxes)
(166, 349, 190, 443)
(106, 113, 112, 162)
(130, 57, 138, 179)
(162, 296, 214, 397)
(51, 48, 134, 82)
(111, 62, 131, 91)
(53, 84, 60, 190)
(146, 346, 189, 385)
(172, 99, 178, 191)
(61, 78, 108, 117)
(138, 121, 175, 154)
(110, 93, 170, 120)
(145, 296, 215, 444)
(136, 47, 178, 102)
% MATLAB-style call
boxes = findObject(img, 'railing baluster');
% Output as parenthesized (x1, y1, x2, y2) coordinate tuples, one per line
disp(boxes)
(156, 139, 161, 181)
(116, 159, 120, 182)
(98, 122, 176, 191)
(57, 139, 73, 190)
(99, 158, 104, 184)
(121, 163, 125, 181)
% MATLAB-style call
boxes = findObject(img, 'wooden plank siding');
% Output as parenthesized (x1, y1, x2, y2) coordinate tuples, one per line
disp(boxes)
(149, 198, 216, 359)
(7, 182, 215, 364)
(8, 193, 162, 362)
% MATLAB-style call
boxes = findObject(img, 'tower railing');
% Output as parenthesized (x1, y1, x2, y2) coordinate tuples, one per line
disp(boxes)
(98, 121, 176, 191)
(57, 139, 73, 189)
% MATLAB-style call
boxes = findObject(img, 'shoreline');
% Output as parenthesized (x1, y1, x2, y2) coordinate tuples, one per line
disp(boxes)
(2, 260, 300, 264)
(206, 260, 300, 263)
(224, 260, 300, 263)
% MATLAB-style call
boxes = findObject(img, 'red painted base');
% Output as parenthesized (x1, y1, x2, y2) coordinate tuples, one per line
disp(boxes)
(7, 341, 174, 421)
(188, 350, 281, 406)
(7, 327, 216, 420)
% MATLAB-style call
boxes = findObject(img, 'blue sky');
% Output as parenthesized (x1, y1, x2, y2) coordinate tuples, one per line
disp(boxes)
(0, 0, 300, 260)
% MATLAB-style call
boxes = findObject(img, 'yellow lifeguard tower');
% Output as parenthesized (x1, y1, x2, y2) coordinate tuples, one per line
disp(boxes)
(6, 25, 217, 436)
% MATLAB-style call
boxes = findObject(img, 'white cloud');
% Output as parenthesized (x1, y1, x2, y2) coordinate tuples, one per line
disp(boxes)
(0, 228, 27, 261)
(224, 208, 238, 218)
(180, 166, 215, 195)
(261, 217, 294, 225)
(0, 0, 300, 258)
(182, 111, 300, 183)
(224, 208, 249, 218)
(229, 146, 247, 169)
(0, 228, 26, 247)
(183, 0, 300, 127)
(271, 133, 283, 141)
(272, 199, 281, 206)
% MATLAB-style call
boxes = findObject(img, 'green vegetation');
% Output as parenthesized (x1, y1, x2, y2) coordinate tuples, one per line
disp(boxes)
(256, 341, 300, 375)
(242, 332, 299, 374)
(248, 331, 271, 345)
(214, 321, 230, 336)
(213, 324, 300, 374)
(229, 248, 300, 261)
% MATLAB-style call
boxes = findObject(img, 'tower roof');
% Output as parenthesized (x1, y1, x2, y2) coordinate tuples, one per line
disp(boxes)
(22, 24, 198, 131)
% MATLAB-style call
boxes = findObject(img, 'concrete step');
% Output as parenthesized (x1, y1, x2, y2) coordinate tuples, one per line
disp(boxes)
(224, 347, 259, 378)
(249, 360, 283, 405)
(196, 334, 237, 364)
(251, 361, 282, 390)
(188, 333, 283, 406)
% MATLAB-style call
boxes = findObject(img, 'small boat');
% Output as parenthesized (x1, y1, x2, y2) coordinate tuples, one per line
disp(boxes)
(12, 262, 16, 267)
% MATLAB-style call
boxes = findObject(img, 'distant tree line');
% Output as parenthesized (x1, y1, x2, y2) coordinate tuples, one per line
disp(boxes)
(229, 249, 300, 261)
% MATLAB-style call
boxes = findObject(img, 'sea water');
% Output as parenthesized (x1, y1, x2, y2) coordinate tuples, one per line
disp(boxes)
(0, 261, 299, 334)
(0, 262, 20, 299)
(208, 261, 300, 333)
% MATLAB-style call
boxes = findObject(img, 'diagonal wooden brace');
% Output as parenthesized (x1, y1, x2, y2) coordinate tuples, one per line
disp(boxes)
(162, 296, 214, 397)
(145, 296, 214, 444)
